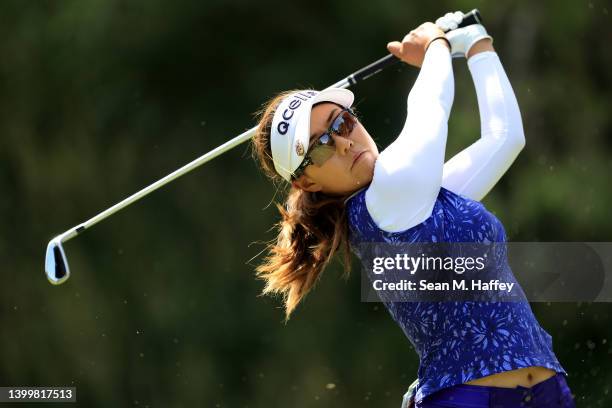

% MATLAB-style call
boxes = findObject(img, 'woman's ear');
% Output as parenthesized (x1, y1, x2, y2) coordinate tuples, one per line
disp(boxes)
(291, 176, 323, 192)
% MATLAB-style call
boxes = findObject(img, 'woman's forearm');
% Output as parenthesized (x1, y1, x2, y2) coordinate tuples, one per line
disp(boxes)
(441, 50, 526, 201)
(467, 38, 494, 59)
(407, 40, 455, 118)
(366, 42, 454, 232)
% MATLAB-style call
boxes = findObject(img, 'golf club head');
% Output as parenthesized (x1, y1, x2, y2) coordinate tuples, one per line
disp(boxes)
(45, 238, 70, 285)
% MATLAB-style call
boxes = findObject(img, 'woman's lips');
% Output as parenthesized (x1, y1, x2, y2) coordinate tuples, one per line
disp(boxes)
(351, 150, 366, 170)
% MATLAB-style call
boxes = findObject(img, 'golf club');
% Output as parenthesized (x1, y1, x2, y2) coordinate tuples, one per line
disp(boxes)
(45, 9, 482, 285)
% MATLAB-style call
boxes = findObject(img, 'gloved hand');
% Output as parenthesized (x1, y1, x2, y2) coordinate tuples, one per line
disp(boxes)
(435, 11, 493, 58)
(435, 11, 464, 31)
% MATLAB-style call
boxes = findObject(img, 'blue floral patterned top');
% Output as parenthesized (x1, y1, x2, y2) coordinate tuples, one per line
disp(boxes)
(346, 186, 567, 403)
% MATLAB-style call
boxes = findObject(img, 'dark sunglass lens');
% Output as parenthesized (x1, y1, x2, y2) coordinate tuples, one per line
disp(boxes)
(310, 145, 335, 166)
(330, 114, 346, 135)
(335, 111, 355, 136)
(344, 111, 356, 132)
(318, 133, 333, 146)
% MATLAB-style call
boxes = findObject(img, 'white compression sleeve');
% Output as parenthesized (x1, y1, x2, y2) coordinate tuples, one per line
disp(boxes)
(441, 51, 525, 201)
(365, 41, 454, 233)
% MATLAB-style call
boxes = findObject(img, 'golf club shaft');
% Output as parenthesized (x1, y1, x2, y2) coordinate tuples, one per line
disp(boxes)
(54, 9, 481, 244)
(330, 9, 482, 88)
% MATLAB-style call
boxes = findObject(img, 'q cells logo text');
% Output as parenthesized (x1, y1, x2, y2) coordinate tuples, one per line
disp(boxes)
(277, 91, 317, 135)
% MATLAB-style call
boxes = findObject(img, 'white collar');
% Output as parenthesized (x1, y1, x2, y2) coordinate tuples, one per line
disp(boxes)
(343, 186, 367, 205)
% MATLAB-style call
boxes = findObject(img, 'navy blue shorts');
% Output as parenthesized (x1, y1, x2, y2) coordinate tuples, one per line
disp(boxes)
(417, 373, 575, 408)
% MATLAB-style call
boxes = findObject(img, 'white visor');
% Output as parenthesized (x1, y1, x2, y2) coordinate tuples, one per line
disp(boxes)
(270, 88, 354, 181)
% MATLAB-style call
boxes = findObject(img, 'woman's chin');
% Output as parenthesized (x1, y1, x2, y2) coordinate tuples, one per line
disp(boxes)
(354, 157, 375, 184)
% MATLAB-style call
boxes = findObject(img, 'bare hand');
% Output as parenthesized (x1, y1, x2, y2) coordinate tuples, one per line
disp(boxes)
(387, 22, 447, 67)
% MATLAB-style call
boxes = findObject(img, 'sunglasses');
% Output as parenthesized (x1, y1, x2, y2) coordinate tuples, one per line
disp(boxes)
(291, 107, 358, 180)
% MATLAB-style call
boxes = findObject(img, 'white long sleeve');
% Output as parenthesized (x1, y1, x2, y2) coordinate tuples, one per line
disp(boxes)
(365, 41, 454, 233)
(441, 51, 525, 201)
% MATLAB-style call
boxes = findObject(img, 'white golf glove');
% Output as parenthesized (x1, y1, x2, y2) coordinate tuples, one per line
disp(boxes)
(435, 11, 493, 58)
(435, 11, 464, 31)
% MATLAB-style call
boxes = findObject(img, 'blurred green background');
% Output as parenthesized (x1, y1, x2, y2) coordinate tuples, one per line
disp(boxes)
(1, 0, 610, 406)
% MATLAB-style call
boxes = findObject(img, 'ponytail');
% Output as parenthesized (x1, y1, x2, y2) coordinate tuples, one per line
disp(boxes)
(250, 91, 352, 321)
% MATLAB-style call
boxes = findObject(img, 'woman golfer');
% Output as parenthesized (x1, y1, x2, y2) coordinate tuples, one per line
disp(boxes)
(250, 13, 575, 408)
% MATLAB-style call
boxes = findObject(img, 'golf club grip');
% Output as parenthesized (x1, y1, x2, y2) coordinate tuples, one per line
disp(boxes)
(350, 9, 482, 84)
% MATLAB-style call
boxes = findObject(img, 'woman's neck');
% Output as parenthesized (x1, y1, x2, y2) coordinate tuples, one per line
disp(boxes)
(343, 186, 367, 205)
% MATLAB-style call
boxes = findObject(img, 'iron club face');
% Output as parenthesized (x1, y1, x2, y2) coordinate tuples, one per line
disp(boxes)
(45, 237, 70, 285)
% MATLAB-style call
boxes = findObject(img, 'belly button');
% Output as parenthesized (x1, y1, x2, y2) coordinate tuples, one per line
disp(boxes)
(527, 373, 533, 382)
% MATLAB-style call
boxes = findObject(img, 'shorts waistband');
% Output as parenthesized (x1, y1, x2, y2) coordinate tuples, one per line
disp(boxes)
(420, 373, 569, 407)
(451, 372, 564, 392)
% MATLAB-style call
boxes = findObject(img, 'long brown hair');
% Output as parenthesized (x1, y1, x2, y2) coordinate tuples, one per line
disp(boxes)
(250, 90, 352, 322)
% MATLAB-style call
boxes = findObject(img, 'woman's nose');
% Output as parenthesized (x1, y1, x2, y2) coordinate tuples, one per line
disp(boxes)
(332, 134, 353, 155)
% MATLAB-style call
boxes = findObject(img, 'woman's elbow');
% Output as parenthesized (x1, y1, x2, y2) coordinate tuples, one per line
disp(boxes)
(510, 128, 526, 153)
(493, 125, 525, 154)
(502, 129, 526, 159)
